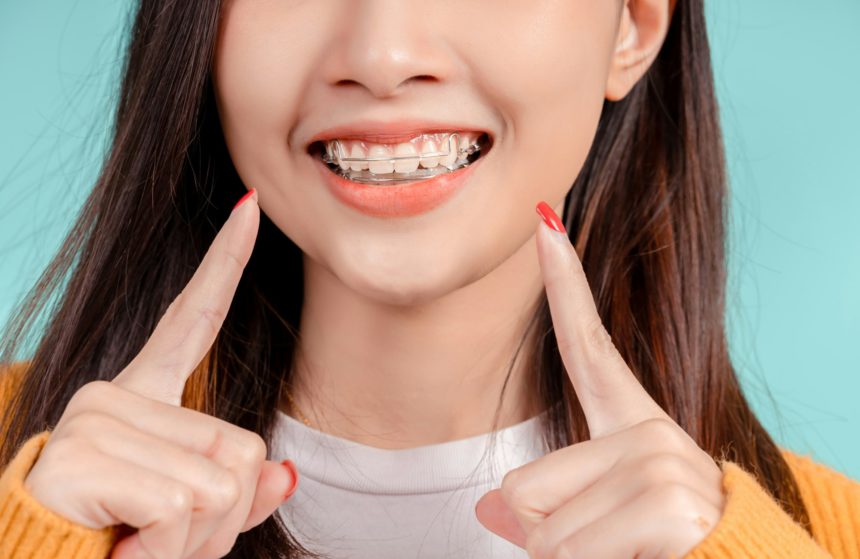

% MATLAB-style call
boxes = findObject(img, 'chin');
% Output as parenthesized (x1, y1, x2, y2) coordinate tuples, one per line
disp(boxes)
(336, 248, 470, 308)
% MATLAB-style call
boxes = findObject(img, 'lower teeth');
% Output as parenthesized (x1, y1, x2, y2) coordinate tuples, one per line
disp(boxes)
(319, 133, 487, 185)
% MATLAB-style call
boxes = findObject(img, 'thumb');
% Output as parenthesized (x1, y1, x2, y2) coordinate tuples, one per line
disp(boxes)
(240, 459, 299, 532)
(475, 489, 527, 549)
(110, 532, 149, 559)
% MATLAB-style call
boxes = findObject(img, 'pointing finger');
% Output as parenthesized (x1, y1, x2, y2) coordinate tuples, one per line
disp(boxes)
(113, 189, 259, 405)
(534, 201, 668, 438)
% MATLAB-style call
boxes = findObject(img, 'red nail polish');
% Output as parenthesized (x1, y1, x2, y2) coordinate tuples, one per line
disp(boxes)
(535, 201, 566, 233)
(232, 188, 257, 211)
(281, 459, 299, 500)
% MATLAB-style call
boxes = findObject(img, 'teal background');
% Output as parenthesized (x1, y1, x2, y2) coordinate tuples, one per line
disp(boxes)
(1, 3, 858, 477)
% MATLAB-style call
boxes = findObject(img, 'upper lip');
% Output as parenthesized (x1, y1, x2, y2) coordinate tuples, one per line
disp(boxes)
(305, 120, 492, 149)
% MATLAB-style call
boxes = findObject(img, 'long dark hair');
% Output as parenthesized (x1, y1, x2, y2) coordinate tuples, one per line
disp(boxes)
(0, 1, 811, 557)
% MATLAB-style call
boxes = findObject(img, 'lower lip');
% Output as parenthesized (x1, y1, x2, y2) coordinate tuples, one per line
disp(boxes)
(312, 155, 482, 218)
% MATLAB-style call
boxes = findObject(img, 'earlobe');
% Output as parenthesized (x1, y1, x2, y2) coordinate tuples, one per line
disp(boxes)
(605, 0, 674, 102)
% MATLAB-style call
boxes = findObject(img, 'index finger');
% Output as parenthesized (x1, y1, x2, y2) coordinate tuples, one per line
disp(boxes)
(113, 189, 260, 405)
(534, 200, 668, 438)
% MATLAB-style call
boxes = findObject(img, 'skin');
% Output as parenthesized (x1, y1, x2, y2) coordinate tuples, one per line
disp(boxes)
(213, 0, 724, 558)
(24, 194, 296, 559)
(213, 0, 724, 556)
(24, 1, 725, 558)
(475, 214, 725, 558)
(212, 0, 667, 448)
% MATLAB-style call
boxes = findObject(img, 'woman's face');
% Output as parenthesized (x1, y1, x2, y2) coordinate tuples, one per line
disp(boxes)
(213, 1, 643, 306)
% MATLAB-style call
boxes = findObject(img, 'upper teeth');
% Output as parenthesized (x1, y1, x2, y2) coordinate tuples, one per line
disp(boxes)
(322, 132, 481, 174)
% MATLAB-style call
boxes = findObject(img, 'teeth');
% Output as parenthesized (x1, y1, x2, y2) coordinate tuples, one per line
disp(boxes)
(458, 134, 470, 154)
(323, 132, 480, 172)
(419, 138, 440, 169)
(349, 144, 366, 172)
(318, 131, 486, 183)
(441, 135, 458, 169)
(368, 145, 393, 174)
(335, 142, 349, 170)
(393, 142, 419, 173)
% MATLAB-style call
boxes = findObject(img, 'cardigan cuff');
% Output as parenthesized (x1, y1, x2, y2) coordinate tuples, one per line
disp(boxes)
(0, 430, 117, 559)
(685, 459, 829, 558)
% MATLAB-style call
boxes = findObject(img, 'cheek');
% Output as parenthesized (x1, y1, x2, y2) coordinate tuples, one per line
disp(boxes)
(208, 0, 619, 305)
(212, 2, 322, 198)
(471, 4, 617, 212)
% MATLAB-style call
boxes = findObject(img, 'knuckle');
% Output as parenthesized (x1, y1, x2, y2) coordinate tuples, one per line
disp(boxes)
(650, 483, 698, 512)
(221, 247, 245, 275)
(640, 452, 687, 487)
(582, 318, 616, 365)
(170, 283, 229, 342)
(202, 428, 227, 460)
(236, 431, 268, 466)
(197, 305, 228, 339)
(62, 410, 114, 439)
(640, 418, 688, 451)
(554, 334, 576, 359)
(42, 433, 74, 457)
(159, 482, 193, 519)
(208, 468, 242, 513)
(69, 380, 114, 410)
(41, 434, 85, 467)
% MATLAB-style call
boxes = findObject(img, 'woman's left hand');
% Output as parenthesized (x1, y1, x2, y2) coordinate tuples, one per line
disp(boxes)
(474, 202, 726, 559)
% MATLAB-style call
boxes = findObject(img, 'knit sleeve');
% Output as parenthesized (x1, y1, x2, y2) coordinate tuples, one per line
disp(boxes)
(0, 431, 118, 559)
(685, 451, 860, 559)
(785, 451, 860, 558)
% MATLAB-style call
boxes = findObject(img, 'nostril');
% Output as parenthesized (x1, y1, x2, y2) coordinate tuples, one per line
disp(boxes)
(405, 75, 437, 85)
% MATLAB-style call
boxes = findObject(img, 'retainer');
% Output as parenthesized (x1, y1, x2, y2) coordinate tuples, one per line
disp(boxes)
(319, 132, 486, 185)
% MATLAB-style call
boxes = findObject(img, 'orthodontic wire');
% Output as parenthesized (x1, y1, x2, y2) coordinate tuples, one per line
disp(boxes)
(322, 133, 480, 164)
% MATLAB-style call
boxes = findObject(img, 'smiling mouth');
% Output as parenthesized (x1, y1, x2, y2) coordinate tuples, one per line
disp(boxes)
(307, 132, 493, 186)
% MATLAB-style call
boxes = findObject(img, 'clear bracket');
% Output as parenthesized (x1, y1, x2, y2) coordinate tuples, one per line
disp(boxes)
(320, 133, 485, 185)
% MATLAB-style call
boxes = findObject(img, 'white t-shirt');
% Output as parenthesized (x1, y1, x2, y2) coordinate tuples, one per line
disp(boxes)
(271, 409, 550, 558)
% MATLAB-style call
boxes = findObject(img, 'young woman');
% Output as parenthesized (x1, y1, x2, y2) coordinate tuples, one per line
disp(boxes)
(1, 1, 858, 558)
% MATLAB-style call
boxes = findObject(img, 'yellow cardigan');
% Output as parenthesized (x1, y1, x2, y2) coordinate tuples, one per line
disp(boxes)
(1, 363, 858, 558)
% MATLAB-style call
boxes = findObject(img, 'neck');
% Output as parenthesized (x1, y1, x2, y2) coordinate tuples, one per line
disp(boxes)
(283, 232, 546, 450)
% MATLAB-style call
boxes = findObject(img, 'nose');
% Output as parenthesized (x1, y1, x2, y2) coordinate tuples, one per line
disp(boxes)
(319, 0, 455, 99)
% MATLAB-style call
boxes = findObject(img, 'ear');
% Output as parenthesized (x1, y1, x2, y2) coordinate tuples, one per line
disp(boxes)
(605, 0, 677, 101)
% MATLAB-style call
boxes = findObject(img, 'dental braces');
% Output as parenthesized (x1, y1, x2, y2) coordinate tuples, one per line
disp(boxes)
(320, 133, 484, 185)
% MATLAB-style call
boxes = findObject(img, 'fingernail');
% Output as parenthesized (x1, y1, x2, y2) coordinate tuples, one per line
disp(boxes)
(535, 201, 569, 246)
(281, 459, 299, 501)
(535, 201, 566, 234)
(232, 188, 258, 212)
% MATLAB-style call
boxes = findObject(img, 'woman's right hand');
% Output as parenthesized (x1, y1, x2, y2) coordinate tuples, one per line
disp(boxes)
(21, 189, 297, 559)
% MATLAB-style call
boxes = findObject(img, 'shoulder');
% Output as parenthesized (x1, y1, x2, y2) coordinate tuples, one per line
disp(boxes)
(0, 361, 30, 411)
(781, 446, 860, 489)
(779, 446, 860, 544)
